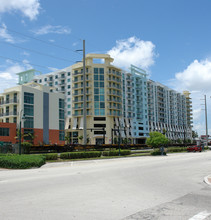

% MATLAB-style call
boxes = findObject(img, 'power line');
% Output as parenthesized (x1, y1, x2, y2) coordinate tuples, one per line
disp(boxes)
(0, 55, 55, 70)
(6, 27, 82, 55)
(0, 41, 76, 64)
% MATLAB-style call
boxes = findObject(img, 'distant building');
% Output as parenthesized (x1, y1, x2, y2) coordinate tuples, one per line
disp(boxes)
(147, 80, 192, 140)
(0, 82, 65, 145)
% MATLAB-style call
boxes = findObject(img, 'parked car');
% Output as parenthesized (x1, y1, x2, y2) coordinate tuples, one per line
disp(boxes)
(187, 145, 202, 152)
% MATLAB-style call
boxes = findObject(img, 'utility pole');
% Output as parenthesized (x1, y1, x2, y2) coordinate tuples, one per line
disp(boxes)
(201, 95, 208, 146)
(205, 95, 208, 146)
(83, 40, 87, 145)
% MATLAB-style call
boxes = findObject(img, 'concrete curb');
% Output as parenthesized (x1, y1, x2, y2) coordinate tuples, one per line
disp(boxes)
(204, 175, 211, 186)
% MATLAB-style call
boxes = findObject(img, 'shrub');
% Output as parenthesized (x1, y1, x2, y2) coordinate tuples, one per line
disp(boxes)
(0, 154, 46, 169)
(60, 151, 102, 159)
(102, 150, 131, 156)
(151, 150, 166, 156)
(167, 147, 186, 153)
(22, 142, 33, 154)
(42, 153, 58, 160)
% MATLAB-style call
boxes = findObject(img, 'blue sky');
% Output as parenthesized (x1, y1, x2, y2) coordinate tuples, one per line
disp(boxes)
(0, 0, 211, 136)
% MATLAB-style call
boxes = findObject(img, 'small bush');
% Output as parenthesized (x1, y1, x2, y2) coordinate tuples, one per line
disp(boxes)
(60, 151, 102, 159)
(42, 153, 58, 160)
(151, 150, 166, 156)
(0, 154, 46, 169)
(22, 142, 33, 154)
(102, 150, 131, 156)
(167, 147, 186, 153)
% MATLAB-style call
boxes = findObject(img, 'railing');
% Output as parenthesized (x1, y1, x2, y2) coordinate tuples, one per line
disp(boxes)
(0, 99, 18, 105)
(0, 111, 17, 117)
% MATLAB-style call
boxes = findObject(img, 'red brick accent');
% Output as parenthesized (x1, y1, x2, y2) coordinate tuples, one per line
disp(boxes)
(32, 129, 64, 145)
(0, 122, 17, 144)
(33, 129, 43, 145)
(49, 130, 65, 145)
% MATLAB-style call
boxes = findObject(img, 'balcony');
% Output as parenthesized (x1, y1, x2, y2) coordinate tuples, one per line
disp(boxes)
(0, 99, 19, 106)
(0, 111, 18, 117)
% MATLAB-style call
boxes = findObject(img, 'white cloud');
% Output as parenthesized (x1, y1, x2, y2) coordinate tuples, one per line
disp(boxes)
(48, 67, 59, 72)
(107, 36, 156, 70)
(0, 23, 14, 43)
(0, 60, 33, 93)
(0, 0, 41, 20)
(33, 25, 71, 35)
(168, 59, 211, 136)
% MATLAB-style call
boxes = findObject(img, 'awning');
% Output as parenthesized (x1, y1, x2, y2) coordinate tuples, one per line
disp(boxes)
(65, 118, 69, 130)
(79, 117, 83, 130)
(72, 118, 77, 130)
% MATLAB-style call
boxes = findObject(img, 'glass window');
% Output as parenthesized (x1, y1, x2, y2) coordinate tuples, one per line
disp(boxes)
(24, 117, 34, 128)
(94, 68, 98, 74)
(100, 75, 104, 81)
(68, 72, 71, 76)
(100, 109, 105, 115)
(55, 81, 58, 85)
(94, 75, 98, 80)
(100, 95, 105, 101)
(100, 82, 104, 87)
(59, 109, 65, 119)
(68, 104, 71, 108)
(94, 82, 99, 87)
(100, 102, 105, 108)
(94, 88, 99, 94)
(68, 111, 71, 115)
(99, 68, 104, 74)
(68, 85, 71, 89)
(24, 92, 34, 104)
(95, 109, 99, 115)
(94, 102, 99, 108)
(94, 96, 99, 101)
(24, 104, 34, 116)
(59, 120, 65, 130)
(0, 128, 9, 136)
(99, 88, 104, 94)
(59, 99, 65, 109)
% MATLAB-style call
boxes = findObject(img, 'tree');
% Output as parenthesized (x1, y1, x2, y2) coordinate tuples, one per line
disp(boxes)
(78, 135, 83, 144)
(146, 131, 169, 155)
(192, 130, 198, 140)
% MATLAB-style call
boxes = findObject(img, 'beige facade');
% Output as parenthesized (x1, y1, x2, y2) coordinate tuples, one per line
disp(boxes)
(66, 54, 122, 144)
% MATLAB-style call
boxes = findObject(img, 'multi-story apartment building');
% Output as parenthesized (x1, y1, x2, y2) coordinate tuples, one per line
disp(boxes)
(122, 65, 149, 143)
(66, 54, 122, 145)
(183, 91, 193, 127)
(147, 80, 192, 140)
(0, 82, 65, 145)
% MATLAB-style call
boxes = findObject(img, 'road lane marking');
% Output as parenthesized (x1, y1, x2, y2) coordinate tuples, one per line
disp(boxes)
(189, 211, 211, 220)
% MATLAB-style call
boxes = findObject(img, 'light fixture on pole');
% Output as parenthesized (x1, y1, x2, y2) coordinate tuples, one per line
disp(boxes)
(19, 109, 26, 155)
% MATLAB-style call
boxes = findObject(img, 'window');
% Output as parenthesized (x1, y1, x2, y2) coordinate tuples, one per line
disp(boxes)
(24, 92, 34, 104)
(68, 79, 70, 82)
(59, 99, 65, 109)
(68, 85, 71, 89)
(39, 79, 42, 83)
(59, 109, 65, 119)
(24, 104, 34, 116)
(24, 117, 34, 128)
(0, 128, 9, 136)
(68, 72, 71, 76)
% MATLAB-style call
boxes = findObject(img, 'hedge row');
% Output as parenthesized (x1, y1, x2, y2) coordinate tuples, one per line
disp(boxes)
(0, 154, 46, 169)
(167, 147, 187, 153)
(42, 153, 58, 160)
(102, 150, 131, 156)
(60, 151, 102, 159)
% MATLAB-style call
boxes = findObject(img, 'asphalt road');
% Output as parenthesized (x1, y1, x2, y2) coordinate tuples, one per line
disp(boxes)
(1, 151, 211, 220)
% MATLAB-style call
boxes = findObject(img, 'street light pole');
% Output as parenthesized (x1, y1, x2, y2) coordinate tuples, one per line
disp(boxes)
(18, 109, 25, 155)
(83, 40, 87, 145)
